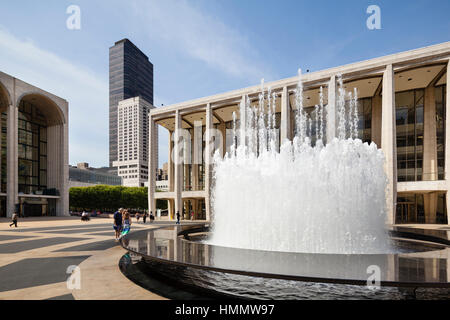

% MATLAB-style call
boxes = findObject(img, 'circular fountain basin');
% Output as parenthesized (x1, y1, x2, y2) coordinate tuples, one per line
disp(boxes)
(120, 225, 450, 299)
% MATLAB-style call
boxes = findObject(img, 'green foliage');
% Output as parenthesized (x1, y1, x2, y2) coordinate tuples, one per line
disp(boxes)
(69, 185, 167, 212)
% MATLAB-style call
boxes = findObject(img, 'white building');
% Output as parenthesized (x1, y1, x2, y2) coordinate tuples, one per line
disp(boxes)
(0, 71, 69, 217)
(148, 42, 450, 224)
(113, 96, 157, 187)
(145, 180, 169, 192)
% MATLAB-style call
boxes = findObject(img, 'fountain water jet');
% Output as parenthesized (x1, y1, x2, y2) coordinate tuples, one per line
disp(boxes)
(208, 71, 391, 254)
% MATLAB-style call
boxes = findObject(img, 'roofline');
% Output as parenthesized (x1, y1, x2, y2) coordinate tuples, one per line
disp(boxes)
(151, 41, 450, 117)
(0, 70, 69, 104)
(111, 38, 150, 60)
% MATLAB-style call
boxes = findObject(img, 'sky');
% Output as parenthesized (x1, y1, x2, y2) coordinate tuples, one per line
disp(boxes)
(0, 0, 448, 168)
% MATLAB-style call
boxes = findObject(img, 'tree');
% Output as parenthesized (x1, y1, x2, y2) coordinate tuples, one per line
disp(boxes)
(69, 185, 149, 212)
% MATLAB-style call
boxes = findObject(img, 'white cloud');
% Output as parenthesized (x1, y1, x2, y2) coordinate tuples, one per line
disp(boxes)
(132, 0, 271, 81)
(0, 26, 108, 167)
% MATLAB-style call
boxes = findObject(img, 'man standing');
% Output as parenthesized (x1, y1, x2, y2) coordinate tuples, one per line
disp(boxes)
(143, 211, 148, 224)
(113, 208, 123, 240)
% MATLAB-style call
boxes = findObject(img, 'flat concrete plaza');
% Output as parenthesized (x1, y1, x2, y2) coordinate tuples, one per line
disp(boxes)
(0, 216, 191, 300)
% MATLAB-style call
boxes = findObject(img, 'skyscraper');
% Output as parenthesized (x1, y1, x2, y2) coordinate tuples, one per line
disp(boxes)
(109, 39, 154, 167)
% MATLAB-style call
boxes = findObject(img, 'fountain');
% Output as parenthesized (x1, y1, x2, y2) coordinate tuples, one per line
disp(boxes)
(119, 70, 450, 299)
(209, 70, 391, 254)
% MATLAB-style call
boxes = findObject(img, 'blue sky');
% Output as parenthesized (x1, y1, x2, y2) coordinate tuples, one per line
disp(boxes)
(0, 0, 448, 168)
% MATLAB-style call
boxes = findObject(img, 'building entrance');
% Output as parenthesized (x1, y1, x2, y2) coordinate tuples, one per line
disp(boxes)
(19, 197, 49, 217)
(396, 194, 425, 224)
(23, 203, 45, 217)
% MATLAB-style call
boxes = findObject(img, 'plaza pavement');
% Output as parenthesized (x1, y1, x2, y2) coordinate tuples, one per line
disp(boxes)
(0, 216, 199, 300)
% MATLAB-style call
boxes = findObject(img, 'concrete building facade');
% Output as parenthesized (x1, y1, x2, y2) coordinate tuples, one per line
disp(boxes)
(0, 71, 69, 217)
(113, 97, 157, 187)
(148, 42, 450, 225)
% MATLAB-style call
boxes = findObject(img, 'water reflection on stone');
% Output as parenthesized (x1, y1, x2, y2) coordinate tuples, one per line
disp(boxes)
(120, 226, 449, 298)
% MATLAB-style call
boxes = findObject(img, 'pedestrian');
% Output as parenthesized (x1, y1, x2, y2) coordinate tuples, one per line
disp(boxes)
(9, 212, 18, 228)
(176, 211, 180, 225)
(123, 210, 131, 226)
(191, 211, 194, 221)
(113, 208, 124, 240)
(81, 211, 90, 222)
(121, 210, 132, 238)
(136, 212, 140, 221)
(143, 211, 147, 224)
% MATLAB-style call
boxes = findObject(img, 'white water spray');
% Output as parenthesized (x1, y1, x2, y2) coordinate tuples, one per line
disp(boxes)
(209, 71, 391, 254)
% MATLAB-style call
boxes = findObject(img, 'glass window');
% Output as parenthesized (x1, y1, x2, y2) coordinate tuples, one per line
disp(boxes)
(18, 101, 48, 194)
(435, 85, 446, 180)
(357, 98, 372, 143)
(1, 113, 7, 193)
(436, 193, 448, 224)
(396, 89, 424, 182)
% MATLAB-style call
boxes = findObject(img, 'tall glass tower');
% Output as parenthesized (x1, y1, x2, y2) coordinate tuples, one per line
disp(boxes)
(109, 39, 154, 167)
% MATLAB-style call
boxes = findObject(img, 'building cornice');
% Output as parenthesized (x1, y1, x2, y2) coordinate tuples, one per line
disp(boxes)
(151, 41, 450, 118)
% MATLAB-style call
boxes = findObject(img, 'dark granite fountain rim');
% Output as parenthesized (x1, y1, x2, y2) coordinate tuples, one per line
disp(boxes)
(125, 224, 447, 256)
(120, 225, 450, 288)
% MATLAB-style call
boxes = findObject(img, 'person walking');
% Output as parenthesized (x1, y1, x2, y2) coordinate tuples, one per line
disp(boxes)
(113, 208, 124, 240)
(121, 210, 132, 237)
(143, 211, 148, 224)
(81, 211, 90, 222)
(176, 211, 180, 225)
(9, 212, 18, 228)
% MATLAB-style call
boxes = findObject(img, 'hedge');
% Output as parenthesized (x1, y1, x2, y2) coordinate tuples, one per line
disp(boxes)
(69, 185, 168, 212)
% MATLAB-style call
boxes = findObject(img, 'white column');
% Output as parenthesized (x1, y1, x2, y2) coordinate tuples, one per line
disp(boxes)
(148, 115, 156, 214)
(174, 111, 182, 217)
(48, 122, 69, 217)
(62, 118, 69, 216)
(424, 193, 437, 224)
(371, 94, 382, 148)
(327, 75, 337, 142)
(281, 86, 291, 142)
(192, 121, 202, 191)
(445, 60, 450, 225)
(168, 131, 174, 192)
(204, 103, 213, 222)
(239, 95, 246, 147)
(218, 122, 226, 157)
(423, 86, 437, 181)
(381, 64, 397, 225)
(6, 104, 17, 218)
(167, 130, 174, 220)
(192, 132, 199, 191)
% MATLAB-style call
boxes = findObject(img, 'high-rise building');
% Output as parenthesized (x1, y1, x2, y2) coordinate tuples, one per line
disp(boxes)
(113, 97, 157, 187)
(109, 39, 154, 167)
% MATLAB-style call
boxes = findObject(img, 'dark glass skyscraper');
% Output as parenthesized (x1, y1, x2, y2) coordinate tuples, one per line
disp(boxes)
(109, 39, 154, 167)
